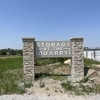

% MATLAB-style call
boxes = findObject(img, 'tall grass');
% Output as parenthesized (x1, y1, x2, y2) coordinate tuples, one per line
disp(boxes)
(0, 57, 25, 94)
(0, 69, 25, 94)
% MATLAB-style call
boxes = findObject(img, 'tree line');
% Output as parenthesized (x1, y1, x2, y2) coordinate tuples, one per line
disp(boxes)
(0, 48, 22, 56)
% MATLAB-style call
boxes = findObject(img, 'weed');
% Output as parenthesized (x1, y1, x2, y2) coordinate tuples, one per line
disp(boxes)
(46, 87, 49, 90)
(39, 81, 45, 88)
(47, 94, 50, 96)
(95, 85, 100, 93)
(55, 89, 58, 92)
(25, 83, 33, 88)
(79, 77, 89, 83)
(61, 81, 75, 92)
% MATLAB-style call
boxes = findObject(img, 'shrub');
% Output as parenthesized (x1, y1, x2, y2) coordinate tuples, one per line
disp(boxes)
(61, 81, 75, 92)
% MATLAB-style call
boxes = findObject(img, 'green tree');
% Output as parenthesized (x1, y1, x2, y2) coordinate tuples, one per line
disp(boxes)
(0, 49, 7, 55)
(16, 49, 23, 55)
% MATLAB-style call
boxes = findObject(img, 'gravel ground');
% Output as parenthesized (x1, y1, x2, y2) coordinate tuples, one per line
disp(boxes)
(0, 94, 100, 100)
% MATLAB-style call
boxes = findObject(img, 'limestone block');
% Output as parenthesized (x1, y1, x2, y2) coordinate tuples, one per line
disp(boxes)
(64, 59, 71, 66)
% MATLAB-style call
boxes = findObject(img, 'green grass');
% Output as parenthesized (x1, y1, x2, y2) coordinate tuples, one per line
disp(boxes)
(0, 56, 23, 73)
(0, 69, 25, 94)
(61, 82, 95, 95)
(84, 58, 100, 66)
(50, 75, 67, 81)
(79, 77, 89, 83)
(61, 81, 75, 92)
(0, 57, 100, 74)
(0, 56, 24, 94)
(0, 57, 100, 94)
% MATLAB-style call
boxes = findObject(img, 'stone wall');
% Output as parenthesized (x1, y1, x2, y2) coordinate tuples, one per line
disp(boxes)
(70, 38, 84, 82)
(22, 38, 35, 83)
(22, 37, 84, 83)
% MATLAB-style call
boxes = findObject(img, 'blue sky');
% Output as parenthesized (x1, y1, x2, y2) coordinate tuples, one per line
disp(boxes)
(0, 0, 100, 49)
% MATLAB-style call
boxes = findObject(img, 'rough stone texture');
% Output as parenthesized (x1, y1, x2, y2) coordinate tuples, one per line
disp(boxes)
(22, 38, 35, 83)
(22, 37, 84, 83)
(70, 38, 84, 82)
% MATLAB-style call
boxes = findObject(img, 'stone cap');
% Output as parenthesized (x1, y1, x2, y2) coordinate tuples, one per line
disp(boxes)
(22, 38, 35, 40)
(70, 37, 84, 40)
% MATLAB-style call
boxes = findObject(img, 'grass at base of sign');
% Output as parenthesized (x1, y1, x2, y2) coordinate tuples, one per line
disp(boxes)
(61, 81, 100, 95)
(0, 69, 26, 94)
(84, 58, 100, 66)
(1, 56, 100, 94)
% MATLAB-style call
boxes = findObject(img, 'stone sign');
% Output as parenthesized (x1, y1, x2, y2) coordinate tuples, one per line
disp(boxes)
(22, 38, 84, 83)
(35, 41, 71, 58)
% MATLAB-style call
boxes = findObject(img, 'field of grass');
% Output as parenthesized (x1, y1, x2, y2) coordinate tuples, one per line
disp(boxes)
(0, 56, 23, 73)
(0, 56, 100, 94)
(1, 56, 100, 73)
